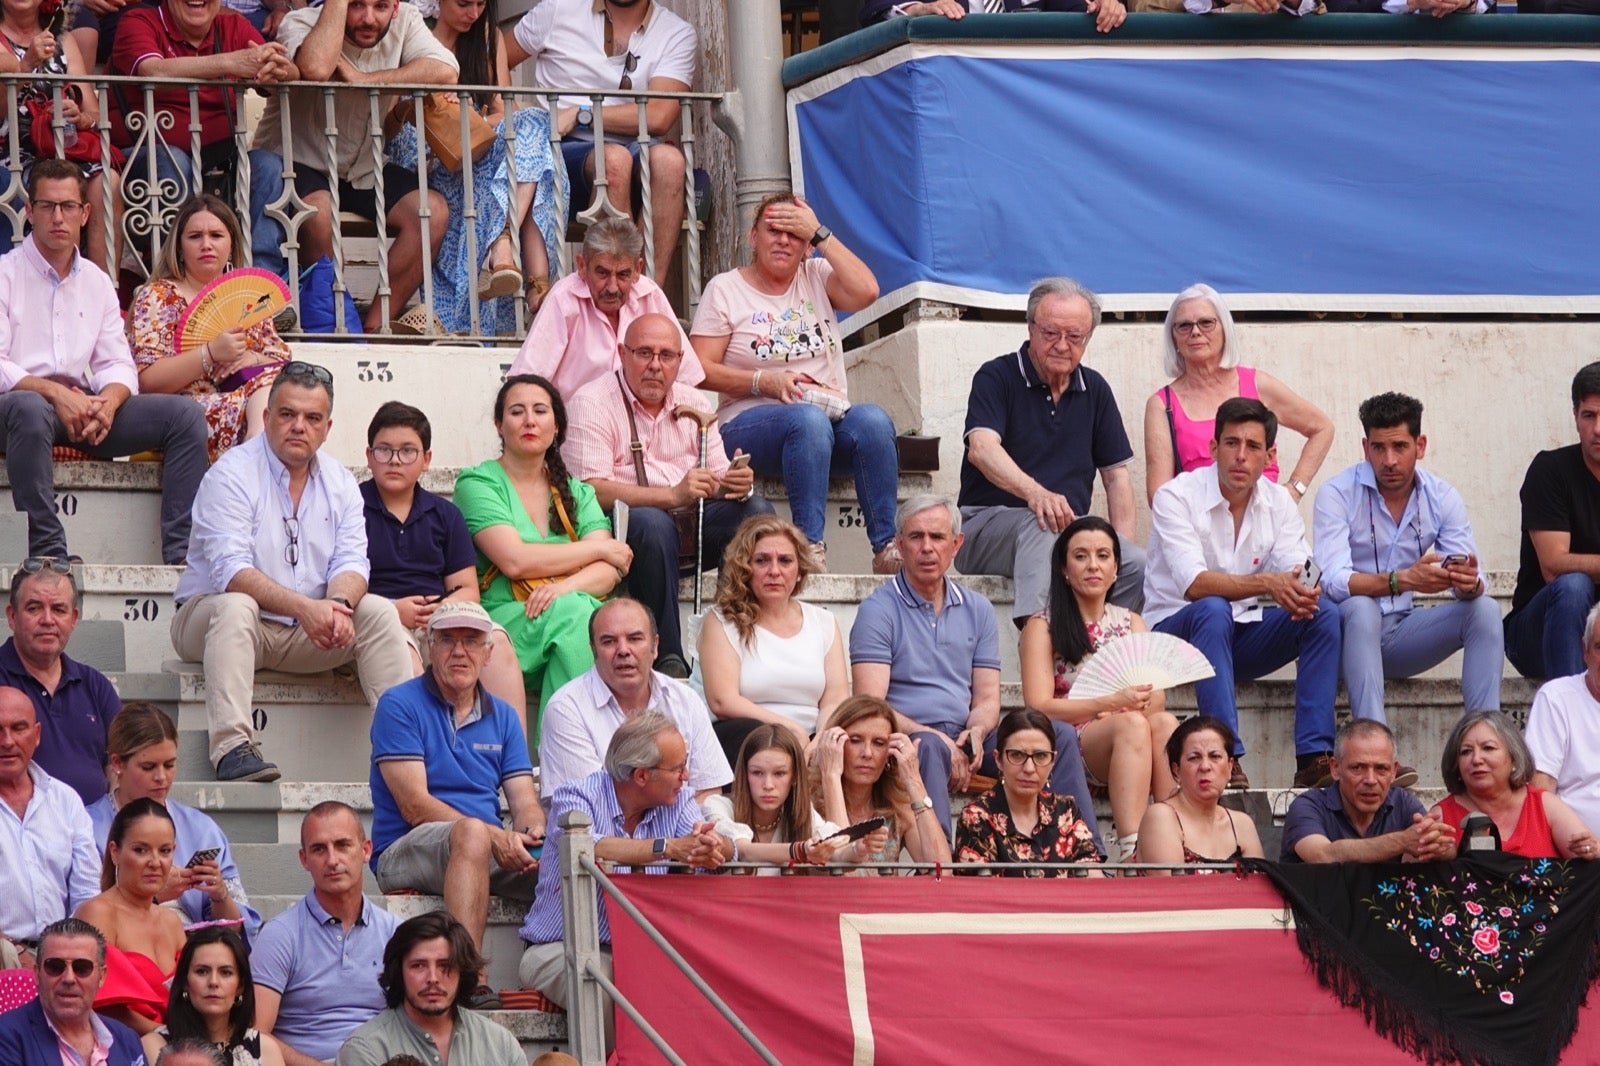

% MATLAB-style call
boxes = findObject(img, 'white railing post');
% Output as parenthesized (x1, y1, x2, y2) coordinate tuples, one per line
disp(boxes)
(720, 0, 791, 247)
(559, 808, 608, 1065)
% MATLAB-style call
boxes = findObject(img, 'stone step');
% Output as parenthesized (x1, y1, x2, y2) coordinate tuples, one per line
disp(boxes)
(0, 462, 931, 574)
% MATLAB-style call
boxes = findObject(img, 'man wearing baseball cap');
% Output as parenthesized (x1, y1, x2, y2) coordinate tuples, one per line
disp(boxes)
(366, 600, 543, 1011)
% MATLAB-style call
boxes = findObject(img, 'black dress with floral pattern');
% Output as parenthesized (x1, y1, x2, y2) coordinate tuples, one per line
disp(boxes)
(954, 787, 1101, 877)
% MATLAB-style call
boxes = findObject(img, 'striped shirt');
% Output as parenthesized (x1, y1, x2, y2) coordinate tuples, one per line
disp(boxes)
(520, 770, 704, 945)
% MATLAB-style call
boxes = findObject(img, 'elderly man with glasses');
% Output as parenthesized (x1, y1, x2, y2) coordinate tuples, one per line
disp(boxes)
(0, 918, 145, 1064)
(565, 312, 768, 677)
(367, 600, 543, 1011)
(0, 158, 209, 567)
(955, 276, 1145, 623)
(170, 362, 412, 782)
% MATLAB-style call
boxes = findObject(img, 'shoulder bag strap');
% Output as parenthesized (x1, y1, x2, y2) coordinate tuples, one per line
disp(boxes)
(617, 371, 649, 486)
(1162, 386, 1180, 478)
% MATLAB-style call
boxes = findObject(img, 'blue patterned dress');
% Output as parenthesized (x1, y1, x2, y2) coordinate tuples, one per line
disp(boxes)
(389, 105, 564, 335)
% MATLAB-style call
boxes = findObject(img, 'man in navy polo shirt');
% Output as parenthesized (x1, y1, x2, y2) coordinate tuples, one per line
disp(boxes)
(851, 494, 1101, 849)
(362, 400, 528, 731)
(368, 601, 543, 1011)
(956, 276, 1144, 622)
(0, 560, 119, 806)
(1280, 720, 1452, 864)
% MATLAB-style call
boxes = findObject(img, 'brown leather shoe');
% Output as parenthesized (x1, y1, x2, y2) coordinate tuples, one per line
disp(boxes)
(1293, 753, 1334, 790)
(1227, 760, 1250, 790)
(1393, 764, 1419, 789)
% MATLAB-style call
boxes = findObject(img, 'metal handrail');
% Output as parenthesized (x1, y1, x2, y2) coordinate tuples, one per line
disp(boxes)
(0, 72, 721, 340)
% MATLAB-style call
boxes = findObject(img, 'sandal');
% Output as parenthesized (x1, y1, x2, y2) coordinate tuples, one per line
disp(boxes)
(390, 304, 446, 337)
(479, 262, 522, 301)
(526, 274, 551, 314)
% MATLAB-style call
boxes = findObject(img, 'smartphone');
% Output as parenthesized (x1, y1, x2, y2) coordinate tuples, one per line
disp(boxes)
(1298, 558, 1321, 591)
(727, 453, 751, 472)
(1444, 553, 1469, 567)
(187, 847, 220, 868)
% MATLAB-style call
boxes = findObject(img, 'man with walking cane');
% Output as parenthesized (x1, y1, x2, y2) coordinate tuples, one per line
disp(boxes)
(566, 314, 773, 678)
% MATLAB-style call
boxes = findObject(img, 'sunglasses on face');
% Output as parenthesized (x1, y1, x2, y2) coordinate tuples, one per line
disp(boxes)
(41, 957, 96, 978)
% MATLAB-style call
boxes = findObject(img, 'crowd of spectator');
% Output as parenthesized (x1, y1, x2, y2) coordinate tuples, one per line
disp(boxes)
(1, 2, 1600, 1057)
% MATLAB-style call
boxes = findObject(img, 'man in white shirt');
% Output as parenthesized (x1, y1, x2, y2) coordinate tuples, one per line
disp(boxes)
(1312, 392, 1501, 735)
(0, 687, 101, 962)
(251, 0, 458, 331)
(0, 159, 208, 565)
(505, 0, 697, 283)
(1528, 603, 1600, 834)
(1144, 397, 1339, 791)
(169, 362, 413, 783)
(539, 596, 731, 803)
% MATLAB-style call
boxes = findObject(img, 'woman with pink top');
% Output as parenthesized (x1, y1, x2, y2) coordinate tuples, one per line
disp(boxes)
(1142, 283, 1334, 505)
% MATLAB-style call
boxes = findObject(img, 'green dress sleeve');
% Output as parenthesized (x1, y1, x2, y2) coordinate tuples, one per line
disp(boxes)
(569, 478, 611, 539)
(454, 460, 516, 537)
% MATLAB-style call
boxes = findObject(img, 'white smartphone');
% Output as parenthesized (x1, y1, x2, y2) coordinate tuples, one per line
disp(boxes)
(1298, 558, 1321, 591)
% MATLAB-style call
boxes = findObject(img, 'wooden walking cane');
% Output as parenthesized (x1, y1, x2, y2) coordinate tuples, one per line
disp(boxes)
(672, 404, 718, 615)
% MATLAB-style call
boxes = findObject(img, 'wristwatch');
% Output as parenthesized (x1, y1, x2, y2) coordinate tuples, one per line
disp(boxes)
(1289, 478, 1309, 497)
(576, 107, 593, 132)
(651, 837, 667, 859)
(331, 596, 353, 609)
(910, 796, 935, 814)
(809, 224, 832, 248)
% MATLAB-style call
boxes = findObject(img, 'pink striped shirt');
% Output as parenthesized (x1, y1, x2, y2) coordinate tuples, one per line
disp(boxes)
(565, 373, 730, 486)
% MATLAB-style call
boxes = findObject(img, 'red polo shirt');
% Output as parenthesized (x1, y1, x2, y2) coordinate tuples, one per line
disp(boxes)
(108, 3, 264, 149)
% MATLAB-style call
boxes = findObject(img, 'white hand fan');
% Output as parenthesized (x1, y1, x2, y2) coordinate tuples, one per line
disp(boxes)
(1069, 632, 1215, 699)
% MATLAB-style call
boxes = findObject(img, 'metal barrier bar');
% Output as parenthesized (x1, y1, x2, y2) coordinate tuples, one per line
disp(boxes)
(0, 73, 720, 340)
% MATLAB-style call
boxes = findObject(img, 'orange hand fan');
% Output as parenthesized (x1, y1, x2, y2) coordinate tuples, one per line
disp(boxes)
(173, 268, 292, 351)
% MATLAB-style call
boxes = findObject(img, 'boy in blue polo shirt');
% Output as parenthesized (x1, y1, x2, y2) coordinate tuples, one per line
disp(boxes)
(363, 401, 530, 732)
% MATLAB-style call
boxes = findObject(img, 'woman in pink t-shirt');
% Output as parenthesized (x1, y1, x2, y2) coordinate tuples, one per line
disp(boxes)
(1142, 283, 1334, 505)
(689, 193, 900, 574)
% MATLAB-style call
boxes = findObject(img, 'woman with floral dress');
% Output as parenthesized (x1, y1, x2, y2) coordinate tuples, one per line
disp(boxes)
(128, 195, 288, 461)
(1019, 516, 1179, 863)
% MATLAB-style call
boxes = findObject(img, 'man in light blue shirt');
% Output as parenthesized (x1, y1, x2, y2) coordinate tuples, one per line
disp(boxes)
(253, 801, 400, 1066)
(170, 362, 413, 782)
(1313, 392, 1501, 743)
(0, 688, 101, 957)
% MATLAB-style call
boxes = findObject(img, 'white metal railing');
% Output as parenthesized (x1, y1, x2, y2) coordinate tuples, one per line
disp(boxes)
(0, 72, 718, 341)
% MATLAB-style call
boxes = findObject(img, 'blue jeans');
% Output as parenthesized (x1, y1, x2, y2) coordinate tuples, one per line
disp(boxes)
(1338, 597, 1504, 722)
(1154, 597, 1339, 759)
(910, 721, 1104, 857)
(720, 401, 898, 552)
(1504, 572, 1597, 679)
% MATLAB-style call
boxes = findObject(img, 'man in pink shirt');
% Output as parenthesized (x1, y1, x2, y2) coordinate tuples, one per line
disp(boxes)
(509, 217, 700, 404)
(0, 160, 208, 565)
(565, 313, 767, 678)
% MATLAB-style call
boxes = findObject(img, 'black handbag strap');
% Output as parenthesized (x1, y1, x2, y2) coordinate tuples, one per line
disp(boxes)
(1162, 385, 1181, 478)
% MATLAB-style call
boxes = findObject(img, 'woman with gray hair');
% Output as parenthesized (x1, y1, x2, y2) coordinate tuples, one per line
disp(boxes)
(1142, 283, 1334, 505)
(1428, 710, 1597, 859)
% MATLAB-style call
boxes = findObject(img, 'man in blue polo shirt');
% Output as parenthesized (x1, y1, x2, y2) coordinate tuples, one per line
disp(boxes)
(850, 494, 1100, 849)
(362, 400, 528, 731)
(0, 560, 120, 805)
(956, 276, 1144, 622)
(1280, 720, 1453, 864)
(253, 801, 400, 1065)
(369, 601, 542, 1011)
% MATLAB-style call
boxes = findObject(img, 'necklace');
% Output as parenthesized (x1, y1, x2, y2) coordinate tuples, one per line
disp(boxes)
(752, 816, 780, 834)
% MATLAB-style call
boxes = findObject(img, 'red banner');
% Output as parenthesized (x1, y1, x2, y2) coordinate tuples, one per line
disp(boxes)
(607, 872, 1600, 1064)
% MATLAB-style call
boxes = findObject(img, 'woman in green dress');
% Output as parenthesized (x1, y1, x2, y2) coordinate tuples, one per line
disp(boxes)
(454, 374, 633, 735)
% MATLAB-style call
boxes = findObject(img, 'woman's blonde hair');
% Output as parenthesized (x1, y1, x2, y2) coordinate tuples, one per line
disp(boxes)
(810, 695, 908, 820)
(714, 514, 814, 646)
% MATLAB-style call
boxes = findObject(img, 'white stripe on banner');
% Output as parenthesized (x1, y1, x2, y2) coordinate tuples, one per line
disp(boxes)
(838, 907, 1294, 1064)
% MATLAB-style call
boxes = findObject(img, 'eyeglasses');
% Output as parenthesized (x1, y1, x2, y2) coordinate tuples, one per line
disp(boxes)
(370, 444, 422, 465)
(19, 556, 73, 575)
(433, 634, 488, 651)
(282, 516, 300, 567)
(1032, 325, 1091, 348)
(1001, 748, 1056, 768)
(624, 344, 681, 365)
(41, 957, 96, 979)
(619, 50, 638, 91)
(649, 760, 689, 777)
(31, 200, 84, 217)
(280, 361, 333, 386)
(1173, 317, 1220, 337)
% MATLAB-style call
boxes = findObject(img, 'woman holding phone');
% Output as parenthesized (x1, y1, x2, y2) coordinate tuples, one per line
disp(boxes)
(86, 702, 261, 939)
